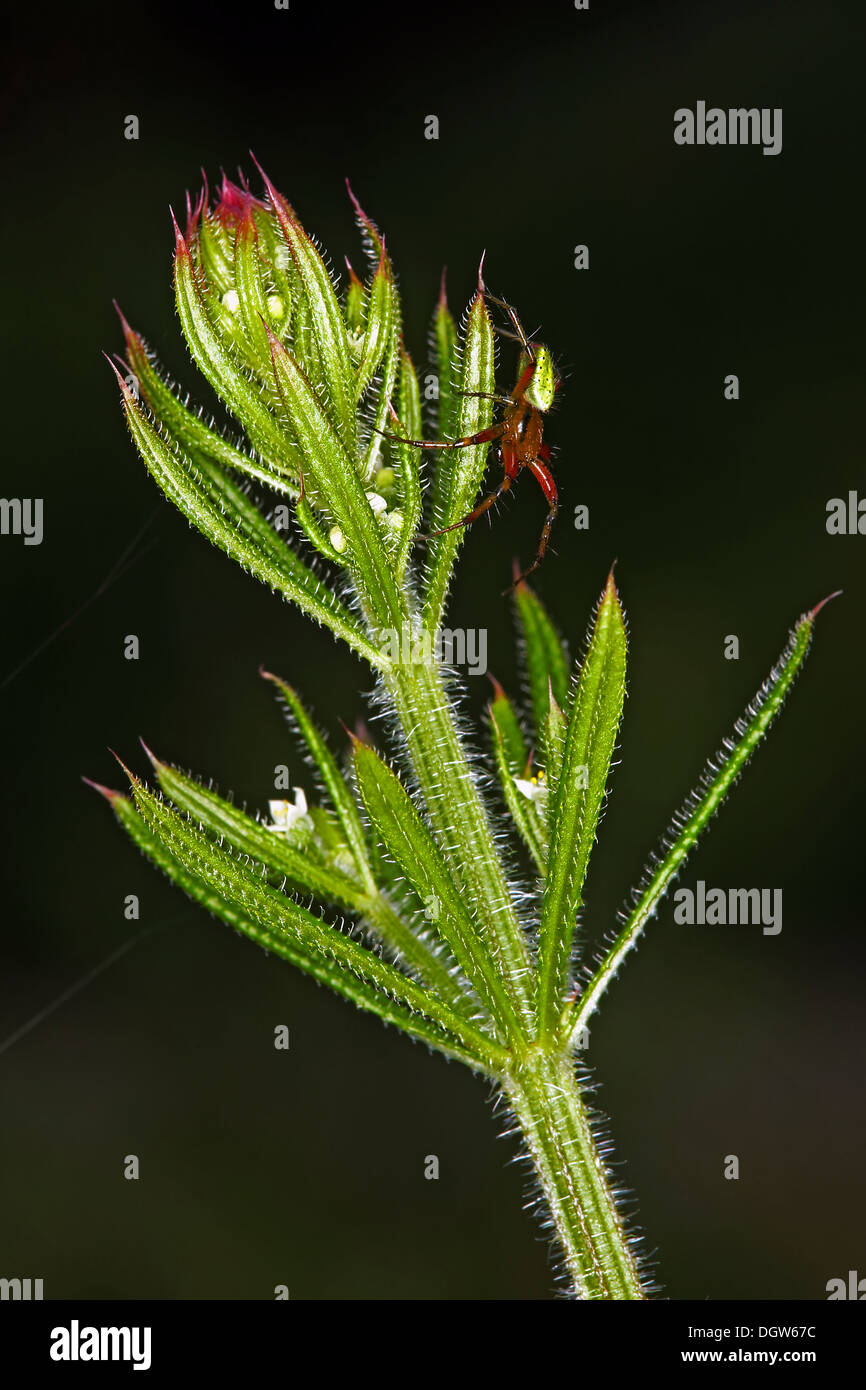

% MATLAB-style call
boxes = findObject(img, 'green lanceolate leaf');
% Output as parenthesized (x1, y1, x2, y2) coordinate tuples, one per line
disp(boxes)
(198, 209, 234, 296)
(262, 175, 357, 449)
(112, 371, 385, 668)
(563, 596, 838, 1047)
(490, 682, 530, 775)
(490, 707, 547, 876)
(267, 330, 403, 630)
(173, 224, 293, 475)
(352, 740, 522, 1038)
(426, 277, 460, 542)
(351, 216, 400, 485)
(290, 288, 325, 392)
(514, 579, 571, 737)
(233, 209, 274, 367)
(423, 290, 496, 630)
(355, 250, 397, 402)
(124, 772, 507, 1072)
(432, 274, 459, 440)
(118, 314, 301, 497)
(253, 211, 298, 340)
(536, 570, 628, 1037)
(146, 752, 468, 1011)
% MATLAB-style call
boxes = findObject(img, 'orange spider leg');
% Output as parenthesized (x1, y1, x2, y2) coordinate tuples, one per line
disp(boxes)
(509, 453, 558, 589)
(425, 442, 521, 538)
(381, 422, 505, 451)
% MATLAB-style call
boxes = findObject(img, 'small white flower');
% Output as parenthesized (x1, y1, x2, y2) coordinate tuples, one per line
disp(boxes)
(267, 788, 309, 835)
(329, 525, 347, 554)
(514, 775, 547, 805)
(221, 289, 241, 314)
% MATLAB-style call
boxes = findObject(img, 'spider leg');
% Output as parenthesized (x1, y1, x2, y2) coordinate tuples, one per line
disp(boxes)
(453, 388, 513, 406)
(424, 444, 520, 538)
(483, 292, 536, 359)
(425, 474, 515, 538)
(376, 422, 505, 451)
(491, 326, 527, 345)
(507, 455, 558, 589)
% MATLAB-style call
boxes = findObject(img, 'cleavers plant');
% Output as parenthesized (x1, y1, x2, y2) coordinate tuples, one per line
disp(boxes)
(89, 165, 833, 1298)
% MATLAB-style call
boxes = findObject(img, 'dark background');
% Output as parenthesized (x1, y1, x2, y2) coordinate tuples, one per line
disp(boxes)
(1, 0, 863, 1299)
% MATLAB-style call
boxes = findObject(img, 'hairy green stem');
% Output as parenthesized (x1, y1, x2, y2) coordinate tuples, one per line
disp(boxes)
(504, 1050, 645, 1299)
(382, 655, 535, 1034)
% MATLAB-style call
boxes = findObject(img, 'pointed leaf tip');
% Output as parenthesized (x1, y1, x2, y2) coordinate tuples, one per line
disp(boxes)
(138, 737, 162, 769)
(109, 747, 138, 786)
(82, 775, 125, 805)
(477, 250, 487, 294)
(112, 299, 134, 343)
(338, 716, 361, 747)
(345, 178, 371, 228)
(439, 266, 448, 308)
(103, 352, 133, 399)
(345, 179, 387, 262)
(248, 149, 269, 185)
(248, 153, 290, 219)
(169, 206, 189, 259)
(808, 588, 843, 620)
